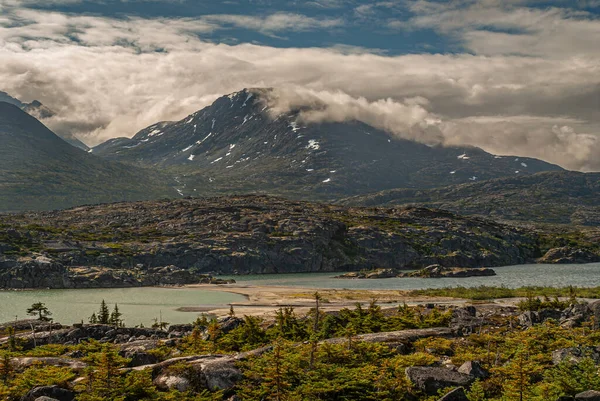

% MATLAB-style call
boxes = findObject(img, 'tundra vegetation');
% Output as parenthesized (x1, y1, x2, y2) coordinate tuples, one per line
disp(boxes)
(0, 290, 599, 400)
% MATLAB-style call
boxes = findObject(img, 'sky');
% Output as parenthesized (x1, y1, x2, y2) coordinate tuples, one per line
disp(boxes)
(0, 0, 599, 170)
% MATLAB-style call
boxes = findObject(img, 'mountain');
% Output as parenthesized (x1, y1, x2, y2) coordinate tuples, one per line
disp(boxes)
(0, 91, 89, 151)
(93, 88, 564, 201)
(339, 171, 600, 226)
(0, 102, 177, 212)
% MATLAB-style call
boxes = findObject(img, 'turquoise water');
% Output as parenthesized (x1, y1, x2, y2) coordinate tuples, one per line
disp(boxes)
(222, 263, 600, 290)
(2, 263, 599, 326)
(0, 287, 246, 327)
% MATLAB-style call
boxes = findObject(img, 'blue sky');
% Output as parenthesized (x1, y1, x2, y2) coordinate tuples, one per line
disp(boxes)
(0, 0, 599, 170)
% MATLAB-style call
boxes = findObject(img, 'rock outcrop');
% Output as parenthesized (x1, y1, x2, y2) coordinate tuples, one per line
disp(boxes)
(0, 196, 546, 288)
(538, 247, 600, 264)
(398, 264, 496, 278)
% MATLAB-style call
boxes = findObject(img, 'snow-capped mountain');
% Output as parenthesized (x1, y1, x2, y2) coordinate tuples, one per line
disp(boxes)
(93, 89, 564, 200)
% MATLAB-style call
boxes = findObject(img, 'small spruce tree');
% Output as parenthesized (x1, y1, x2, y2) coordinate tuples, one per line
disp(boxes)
(89, 313, 98, 324)
(109, 304, 123, 327)
(98, 300, 110, 324)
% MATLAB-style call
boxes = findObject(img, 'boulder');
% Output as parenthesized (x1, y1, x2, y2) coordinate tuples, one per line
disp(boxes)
(438, 387, 469, 401)
(154, 375, 192, 392)
(20, 386, 74, 401)
(575, 390, 600, 400)
(450, 306, 480, 335)
(202, 358, 243, 391)
(34, 397, 60, 401)
(561, 304, 591, 328)
(552, 347, 600, 365)
(458, 361, 489, 379)
(405, 367, 474, 396)
(218, 316, 244, 334)
(151, 355, 242, 393)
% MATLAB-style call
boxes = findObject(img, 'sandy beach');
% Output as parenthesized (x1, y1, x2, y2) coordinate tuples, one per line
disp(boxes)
(182, 283, 471, 317)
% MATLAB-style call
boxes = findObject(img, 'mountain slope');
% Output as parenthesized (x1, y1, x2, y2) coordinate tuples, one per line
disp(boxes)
(339, 171, 600, 226)
(0, 102, 177, 212)
(93, 89, 564, 201)
(0, 91, 89, 151)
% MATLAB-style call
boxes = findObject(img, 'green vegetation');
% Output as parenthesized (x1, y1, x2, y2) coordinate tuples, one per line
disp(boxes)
(26, 302, 52, 321)
(407, 285, 600, 300)
(0, 292, 599, 400)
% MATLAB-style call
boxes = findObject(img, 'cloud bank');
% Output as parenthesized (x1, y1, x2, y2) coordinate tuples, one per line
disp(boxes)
(0, 1, 598, 171)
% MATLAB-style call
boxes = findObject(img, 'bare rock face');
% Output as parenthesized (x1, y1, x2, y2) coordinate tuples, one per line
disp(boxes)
(437, 387, 469, 401)
(405, 367, 474, 396)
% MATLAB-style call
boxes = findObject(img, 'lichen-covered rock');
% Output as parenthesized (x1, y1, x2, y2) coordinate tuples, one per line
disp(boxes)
(405, 367, 474, 396)
(575, 390, 600, 400)
(552, 347, 600, 365)
(20, 386, 74, 401)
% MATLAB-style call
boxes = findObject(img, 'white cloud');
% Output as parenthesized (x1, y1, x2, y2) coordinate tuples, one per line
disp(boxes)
(0, 4, 598, 171)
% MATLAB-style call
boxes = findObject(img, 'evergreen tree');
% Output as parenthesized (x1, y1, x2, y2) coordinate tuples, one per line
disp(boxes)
(207, 319, 221, 353)
(88, 312, 98, 324)
(98, 300, 110, 324)
(0, 352, 12, 384)
(109, 304, 123, 327)
(26, 302, 52, 321)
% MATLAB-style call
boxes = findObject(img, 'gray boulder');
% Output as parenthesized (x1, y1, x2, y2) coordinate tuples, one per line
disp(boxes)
(458, 361, 489, 379)
(552, 347, 600, 365)
(203, 358, 243, 391)
(575, 390, 600, 400)
(405, 367, 474, 396)
(20, 386, 74, 401)
(438, 387, 469, 401)
(154, 375, 192, 392)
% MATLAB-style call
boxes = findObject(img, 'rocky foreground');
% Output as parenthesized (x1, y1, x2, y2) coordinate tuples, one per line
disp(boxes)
(2, 299, 600, 400)
(0, 195, 598, 289)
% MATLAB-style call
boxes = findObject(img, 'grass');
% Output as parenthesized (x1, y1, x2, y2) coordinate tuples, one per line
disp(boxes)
(406, 285, 600, 300)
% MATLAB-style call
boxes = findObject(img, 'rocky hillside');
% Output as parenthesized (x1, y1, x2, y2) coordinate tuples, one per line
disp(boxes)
(1, 195, 597, 289)
(339, 171, 600, 226)
(0, 102, 178, 212)
(92, 88, 563, 201)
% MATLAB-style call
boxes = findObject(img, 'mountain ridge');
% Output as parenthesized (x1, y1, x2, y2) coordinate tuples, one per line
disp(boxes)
(93, 88, 564, 201)
(339, 171, 600, 226)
